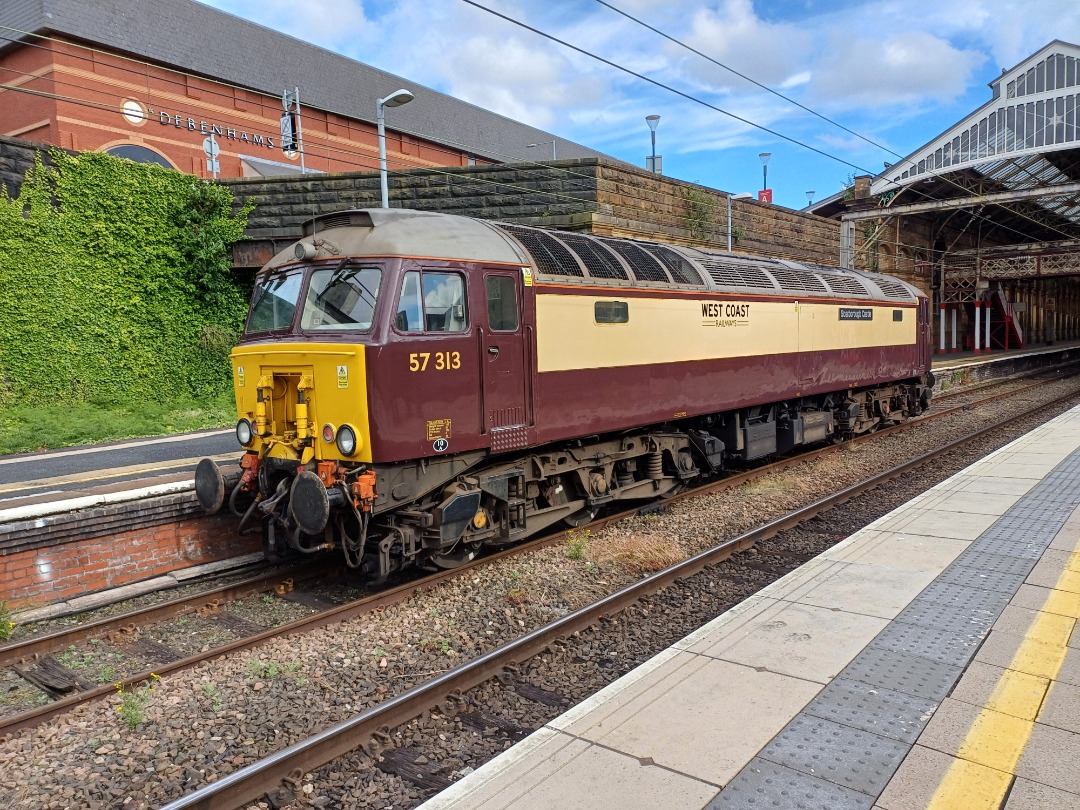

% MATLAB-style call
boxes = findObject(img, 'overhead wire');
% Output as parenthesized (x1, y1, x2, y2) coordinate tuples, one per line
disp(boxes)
(596, 0, 1080, 247)
(0, 72, 1015, 267)
(0, 81, 987, 266)
(2, 20, 1064, 264)
(462, 0, 1080, 246)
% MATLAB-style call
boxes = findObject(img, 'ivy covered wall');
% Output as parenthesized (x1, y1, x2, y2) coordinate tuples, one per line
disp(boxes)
(0, 150, 253, 406)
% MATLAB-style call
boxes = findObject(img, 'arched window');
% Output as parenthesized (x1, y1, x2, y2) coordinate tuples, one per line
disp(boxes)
(105, 144, 173, 168)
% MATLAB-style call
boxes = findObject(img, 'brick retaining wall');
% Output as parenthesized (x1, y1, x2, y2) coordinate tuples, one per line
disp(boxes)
(0, 495, 259, 609)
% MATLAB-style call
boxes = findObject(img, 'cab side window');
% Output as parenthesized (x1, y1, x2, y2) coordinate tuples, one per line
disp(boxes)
(486, 275, 519, 331)
(397, 271, 468, 333)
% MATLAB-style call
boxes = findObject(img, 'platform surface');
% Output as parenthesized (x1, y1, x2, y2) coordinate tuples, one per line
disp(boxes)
(420, 405, 1080, 810)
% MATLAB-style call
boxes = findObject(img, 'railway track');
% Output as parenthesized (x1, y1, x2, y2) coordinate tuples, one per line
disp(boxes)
(1, 366, 1074, 743)
(150, 378, 1080, 809)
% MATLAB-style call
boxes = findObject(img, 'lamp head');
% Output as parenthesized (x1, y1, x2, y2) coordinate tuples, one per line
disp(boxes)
(379, 89, 414, 108)
(646, 114, 660, 131)
(759, 152, 772, 166)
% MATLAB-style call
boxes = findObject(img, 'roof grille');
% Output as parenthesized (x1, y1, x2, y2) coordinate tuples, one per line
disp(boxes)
(643, 246, 705, 286)
(819, 273, 870, 297)
(699, 260, 776, 290)
(767, 267, 829, 294)
(495, 224, 584, 277)
(555, 233, 628, 280)
(876, 280, 914, 300)
(319, 214, 355, 229)
(599, 239, 672, 283)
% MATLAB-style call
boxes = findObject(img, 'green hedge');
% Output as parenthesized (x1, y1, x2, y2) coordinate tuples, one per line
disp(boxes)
(0, 150, 253, 407)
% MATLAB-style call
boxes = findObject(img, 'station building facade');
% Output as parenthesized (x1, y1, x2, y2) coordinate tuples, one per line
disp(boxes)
(0, 0, 600, 180)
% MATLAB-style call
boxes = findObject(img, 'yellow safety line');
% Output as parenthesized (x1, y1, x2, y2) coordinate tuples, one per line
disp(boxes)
(0, 454, 235, 495)
(926, 544, 1080, 809)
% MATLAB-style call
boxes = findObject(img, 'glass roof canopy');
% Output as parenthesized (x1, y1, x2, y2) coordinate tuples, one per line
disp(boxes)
(870, 41, 1080, 238)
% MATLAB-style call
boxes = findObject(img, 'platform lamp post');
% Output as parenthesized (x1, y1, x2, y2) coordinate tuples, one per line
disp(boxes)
(377, 88, 414, 208)
(527, 140, 557, 160)
(759, 152, 771, 194)
(806, 190, 815, 206)
(646, 114, 661, 173)
(727, 192, 752, 252)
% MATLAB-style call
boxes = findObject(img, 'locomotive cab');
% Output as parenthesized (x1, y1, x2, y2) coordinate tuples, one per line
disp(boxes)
(196, 210, 536, 573)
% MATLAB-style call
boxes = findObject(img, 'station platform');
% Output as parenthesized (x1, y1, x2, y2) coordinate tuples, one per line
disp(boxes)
(931, 339, 1080, 374)
(421, 406, 1080, 810)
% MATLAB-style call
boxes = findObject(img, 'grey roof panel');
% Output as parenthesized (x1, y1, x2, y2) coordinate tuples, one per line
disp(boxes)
(0, 0, 611, 164)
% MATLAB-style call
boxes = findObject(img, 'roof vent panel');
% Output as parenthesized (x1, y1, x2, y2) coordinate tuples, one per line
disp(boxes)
(555, 233, 629, 280)
(494, 223, 584, 277)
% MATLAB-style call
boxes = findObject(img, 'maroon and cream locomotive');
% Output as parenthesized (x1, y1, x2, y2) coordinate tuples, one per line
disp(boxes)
(195, 209, 933, 580)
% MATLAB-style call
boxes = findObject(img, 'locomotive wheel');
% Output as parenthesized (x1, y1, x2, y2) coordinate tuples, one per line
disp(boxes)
(430, 542, 481, 569)
(563, 506, 598, 528)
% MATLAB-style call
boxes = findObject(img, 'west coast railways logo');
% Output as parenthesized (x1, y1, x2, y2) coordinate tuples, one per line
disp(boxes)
(701, 301, 750, 328)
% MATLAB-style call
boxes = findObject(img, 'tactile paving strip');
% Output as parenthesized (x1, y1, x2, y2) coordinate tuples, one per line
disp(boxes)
(915, 581, 1014, 613)
(800, 677, 936, 744)
(868, 621, 985, 667)
(839, 645, 964, 702)
(943, 550, 1038, 576)
(757, 715, 909, 795)
(891, 599, 999, 634)
(966, 533, 1045, 559)
(935, 565, 1027, 593)
(713, 436, 1080, 806)
(708, 758, 874, 810)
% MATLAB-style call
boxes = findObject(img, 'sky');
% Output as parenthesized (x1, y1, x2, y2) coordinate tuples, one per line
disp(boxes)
(197, 0, 1078, 210)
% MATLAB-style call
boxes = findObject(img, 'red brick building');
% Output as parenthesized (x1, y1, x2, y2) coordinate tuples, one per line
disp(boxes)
(0, 0, 599, 179)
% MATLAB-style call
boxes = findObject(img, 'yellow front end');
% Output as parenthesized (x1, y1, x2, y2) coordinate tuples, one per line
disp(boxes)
(231, 343, 373, 464)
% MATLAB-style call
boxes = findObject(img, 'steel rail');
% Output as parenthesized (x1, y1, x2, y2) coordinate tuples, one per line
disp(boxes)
(0, 565, 309, 669)
(160, 384, 1080, 810)
(4, 371, 1075, 737)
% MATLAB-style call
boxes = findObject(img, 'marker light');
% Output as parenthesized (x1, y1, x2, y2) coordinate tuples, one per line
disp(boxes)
(322, 423, 336, 443)
(236, 418, 254, 447)
(337, 424, 357, 456)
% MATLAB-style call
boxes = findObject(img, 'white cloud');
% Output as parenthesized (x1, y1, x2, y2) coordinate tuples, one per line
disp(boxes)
(676, 0, 814, 92)
(809, 31, 986, 109)
(208, 0, 371, 52)
(195, 0, 1079, 207)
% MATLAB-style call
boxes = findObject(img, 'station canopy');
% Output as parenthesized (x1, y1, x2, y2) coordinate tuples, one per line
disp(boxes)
(869, 40, 1080, 244)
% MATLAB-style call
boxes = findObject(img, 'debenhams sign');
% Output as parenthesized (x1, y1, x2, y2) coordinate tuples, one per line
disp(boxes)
(146, 106, 275, 149)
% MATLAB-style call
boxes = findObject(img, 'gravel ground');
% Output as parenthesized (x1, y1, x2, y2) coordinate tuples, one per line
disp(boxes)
(2, 378, 1079, 810)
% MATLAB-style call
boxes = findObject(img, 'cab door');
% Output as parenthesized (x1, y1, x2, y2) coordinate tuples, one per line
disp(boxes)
(481, 271, 530, 452)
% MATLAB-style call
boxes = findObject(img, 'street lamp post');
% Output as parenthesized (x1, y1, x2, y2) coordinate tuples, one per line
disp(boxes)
(646, 114, 660, 173)
(377, 88, 414, 208)
(806, 190, 815, 206)
(527, 140, 557, 160)
(759, 152, 771, 194)
(727, 192, 752, 252)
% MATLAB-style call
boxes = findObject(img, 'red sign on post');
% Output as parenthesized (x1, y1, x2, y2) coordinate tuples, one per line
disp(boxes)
(758, 189, 773, 203)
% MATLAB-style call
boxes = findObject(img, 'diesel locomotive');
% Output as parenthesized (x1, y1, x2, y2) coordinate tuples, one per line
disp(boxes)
(195, 208, 934, 580)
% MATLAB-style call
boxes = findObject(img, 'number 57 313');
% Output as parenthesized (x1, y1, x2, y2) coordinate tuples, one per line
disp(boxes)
(409, 351, 460, 372)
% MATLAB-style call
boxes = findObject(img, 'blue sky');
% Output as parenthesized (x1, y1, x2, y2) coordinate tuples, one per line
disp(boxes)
(198, 0, 1077, 210)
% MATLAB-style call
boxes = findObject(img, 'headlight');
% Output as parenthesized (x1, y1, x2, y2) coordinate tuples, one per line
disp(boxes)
(236, 418, 253, 447)
(337, 424, 357, 456)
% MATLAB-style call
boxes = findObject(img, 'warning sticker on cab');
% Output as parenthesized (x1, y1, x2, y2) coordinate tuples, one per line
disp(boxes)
(337, 365, 349, 388)
(427, 418, 452, 441)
